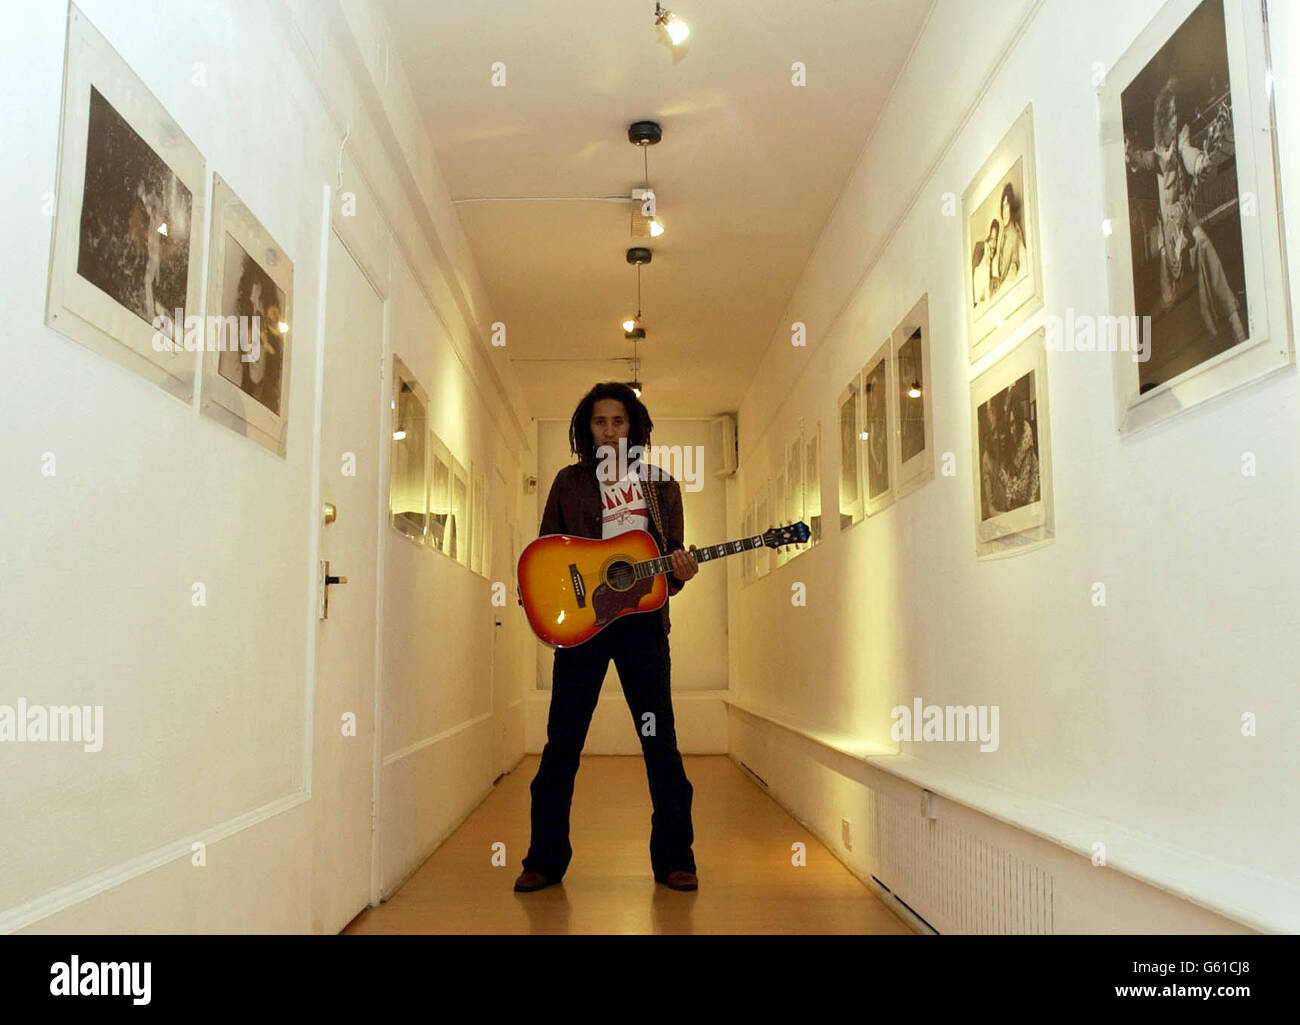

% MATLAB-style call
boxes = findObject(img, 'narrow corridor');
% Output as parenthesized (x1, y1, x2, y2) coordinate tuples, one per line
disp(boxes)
(345, 755, 913, 935)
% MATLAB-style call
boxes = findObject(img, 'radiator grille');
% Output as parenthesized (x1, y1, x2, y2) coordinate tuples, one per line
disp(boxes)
(869, 789, 1054, 934)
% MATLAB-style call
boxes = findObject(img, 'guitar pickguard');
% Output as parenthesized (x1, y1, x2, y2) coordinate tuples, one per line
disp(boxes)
(590, 576, 654, 626)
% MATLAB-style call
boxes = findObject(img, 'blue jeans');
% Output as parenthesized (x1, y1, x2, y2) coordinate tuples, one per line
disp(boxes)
(522, 611, 696, 881)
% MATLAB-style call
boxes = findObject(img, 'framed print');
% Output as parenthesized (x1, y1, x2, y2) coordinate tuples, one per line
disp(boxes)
(837, 377, 863, 528)
(962, 105, 1045, 362)
(773, 465, 787, 566)
(892, 295, 935, 498)
(755, 481, 770, 579)
(451, 458, 469, 567)
(970, 327, 1055, 558)
(861, 339, 895, 516)
(741, 497, 754, 586)
(45, 5, 207, 401)
(200, 175, 293, 455)
(388, 358, 428, 543)
(1100, 0, 1293, 432)
(786, 429, 805, 555)
(428, 436, 451, 553)
(803, 420, 822, 546)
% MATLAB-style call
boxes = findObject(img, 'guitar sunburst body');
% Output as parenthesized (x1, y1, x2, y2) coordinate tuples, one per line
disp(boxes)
(517, 529, 668, 649)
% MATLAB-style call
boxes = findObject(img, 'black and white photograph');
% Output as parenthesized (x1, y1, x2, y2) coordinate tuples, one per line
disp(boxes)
(891, 294, 934, 498)
(200, 175, 293, 456)
(969, 327, 1054, 557)
(968, 159, 1028, 319)
(217, 237, 287, 415)
(977, 370, 1039, 521)
(77, 86, 193, 333)
(961, 106, 1044, 362)
(1101, 0, 1292, 431)
(1120, 0, 1246, 391)
(45, 6, 207, 399)
(837, 377, 862, 527)
(862, 351, 891, 508)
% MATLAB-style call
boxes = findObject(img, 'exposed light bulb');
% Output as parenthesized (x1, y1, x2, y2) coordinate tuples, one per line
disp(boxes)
(654, 3, 690, 45)
(623, 317, 638, 333)
(649, 218, 664, 237)
(908, 383, 922, 399)
(393, 430, 407, 441)
(278, 320, 289, 333)
(859, 430, 869, 441)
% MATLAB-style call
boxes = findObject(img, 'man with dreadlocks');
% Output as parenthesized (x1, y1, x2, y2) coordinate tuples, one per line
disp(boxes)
(515, 382, 700, 893)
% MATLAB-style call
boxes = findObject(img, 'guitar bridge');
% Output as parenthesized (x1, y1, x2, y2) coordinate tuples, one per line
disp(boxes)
(569, 564, 586, 608)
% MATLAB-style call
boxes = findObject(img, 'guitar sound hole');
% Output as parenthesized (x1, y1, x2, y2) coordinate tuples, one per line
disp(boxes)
(605, 561, 637, 590)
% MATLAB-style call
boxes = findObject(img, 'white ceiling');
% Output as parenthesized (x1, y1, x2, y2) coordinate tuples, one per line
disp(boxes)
(379, 0, 933, 420)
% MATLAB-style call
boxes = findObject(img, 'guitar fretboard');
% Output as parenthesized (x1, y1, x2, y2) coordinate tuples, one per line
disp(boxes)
(632, 535, 767, 581)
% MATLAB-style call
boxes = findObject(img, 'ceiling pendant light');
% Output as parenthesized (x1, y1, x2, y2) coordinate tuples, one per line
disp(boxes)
(908, 381, 922, 399)
(625, 246, 651, 340)
(653, 3, 690, 45)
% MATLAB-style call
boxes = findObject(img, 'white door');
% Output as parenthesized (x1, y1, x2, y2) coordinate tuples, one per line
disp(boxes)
(311, 229, 383, 932)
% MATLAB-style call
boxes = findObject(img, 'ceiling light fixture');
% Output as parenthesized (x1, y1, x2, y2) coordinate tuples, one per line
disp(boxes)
(653, 3, 690, 45)
(625, 246, 652, 340)
(908, 382, 922, 399)
(629, 122, 664, 240)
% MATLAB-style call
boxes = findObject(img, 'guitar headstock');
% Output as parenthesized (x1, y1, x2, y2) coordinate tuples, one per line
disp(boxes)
(763, 521, 810, 548)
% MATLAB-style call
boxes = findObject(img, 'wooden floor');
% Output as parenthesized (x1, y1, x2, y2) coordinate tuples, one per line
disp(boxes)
(343, 754, 914, 935)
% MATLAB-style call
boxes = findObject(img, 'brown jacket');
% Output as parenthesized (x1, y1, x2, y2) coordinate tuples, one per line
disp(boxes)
(539, 462, 688, 636)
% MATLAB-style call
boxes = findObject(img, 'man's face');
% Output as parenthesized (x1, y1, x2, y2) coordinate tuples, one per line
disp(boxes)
(987, 224, 1000, 258)
(590, 398, 630, 456)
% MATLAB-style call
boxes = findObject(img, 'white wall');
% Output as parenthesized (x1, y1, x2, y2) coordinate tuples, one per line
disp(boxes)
(730, 0, 1300, 931)
(0, 0, 533, 930)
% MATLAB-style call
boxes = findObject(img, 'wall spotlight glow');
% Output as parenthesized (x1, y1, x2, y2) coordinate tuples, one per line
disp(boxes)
(392, 430, 407, 441)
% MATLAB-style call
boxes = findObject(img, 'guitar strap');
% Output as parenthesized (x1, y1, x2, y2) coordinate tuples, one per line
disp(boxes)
(642, 474, 669, 554)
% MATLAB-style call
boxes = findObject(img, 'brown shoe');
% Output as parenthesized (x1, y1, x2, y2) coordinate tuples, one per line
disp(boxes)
(514, 870, 557, 892)
(661, 870, 698, 891)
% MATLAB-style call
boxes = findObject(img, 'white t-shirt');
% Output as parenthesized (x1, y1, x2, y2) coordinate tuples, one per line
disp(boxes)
(600, 473, 650, 539)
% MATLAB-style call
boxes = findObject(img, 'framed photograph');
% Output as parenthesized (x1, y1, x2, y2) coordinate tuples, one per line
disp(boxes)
(773, 465, 787, 566)
(428, 436, 451, 553)
(837, 377, 863, 528)
(861, 339, 895, 516)
(741, 497, 754, 586)
(755, 481, 770, 579)
(388, 358, 428, 543)
(969, 327, 1055, 558)
(45, 5, 207, 401)
(962, 105, 1045, 362)
(200, 176, 293, 455)
(451, 458, 469, 567)
(1100, 0, 1293, 432)
(803, 420, 823, 546)
(786, 429, 806, 556)
(892, 295, 935, 499)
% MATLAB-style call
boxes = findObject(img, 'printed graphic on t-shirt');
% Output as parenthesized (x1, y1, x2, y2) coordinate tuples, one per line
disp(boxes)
(601, 476, 649, 539)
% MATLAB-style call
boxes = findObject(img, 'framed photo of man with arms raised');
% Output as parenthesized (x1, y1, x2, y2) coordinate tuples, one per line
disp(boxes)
(1099, 0, 1293, 433)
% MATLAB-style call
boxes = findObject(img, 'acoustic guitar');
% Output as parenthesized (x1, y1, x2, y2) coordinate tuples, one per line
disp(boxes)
(517, 522, 810, 648)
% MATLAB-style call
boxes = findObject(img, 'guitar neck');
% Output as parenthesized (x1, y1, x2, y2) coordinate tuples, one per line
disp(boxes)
(632, 535, 767, 580)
